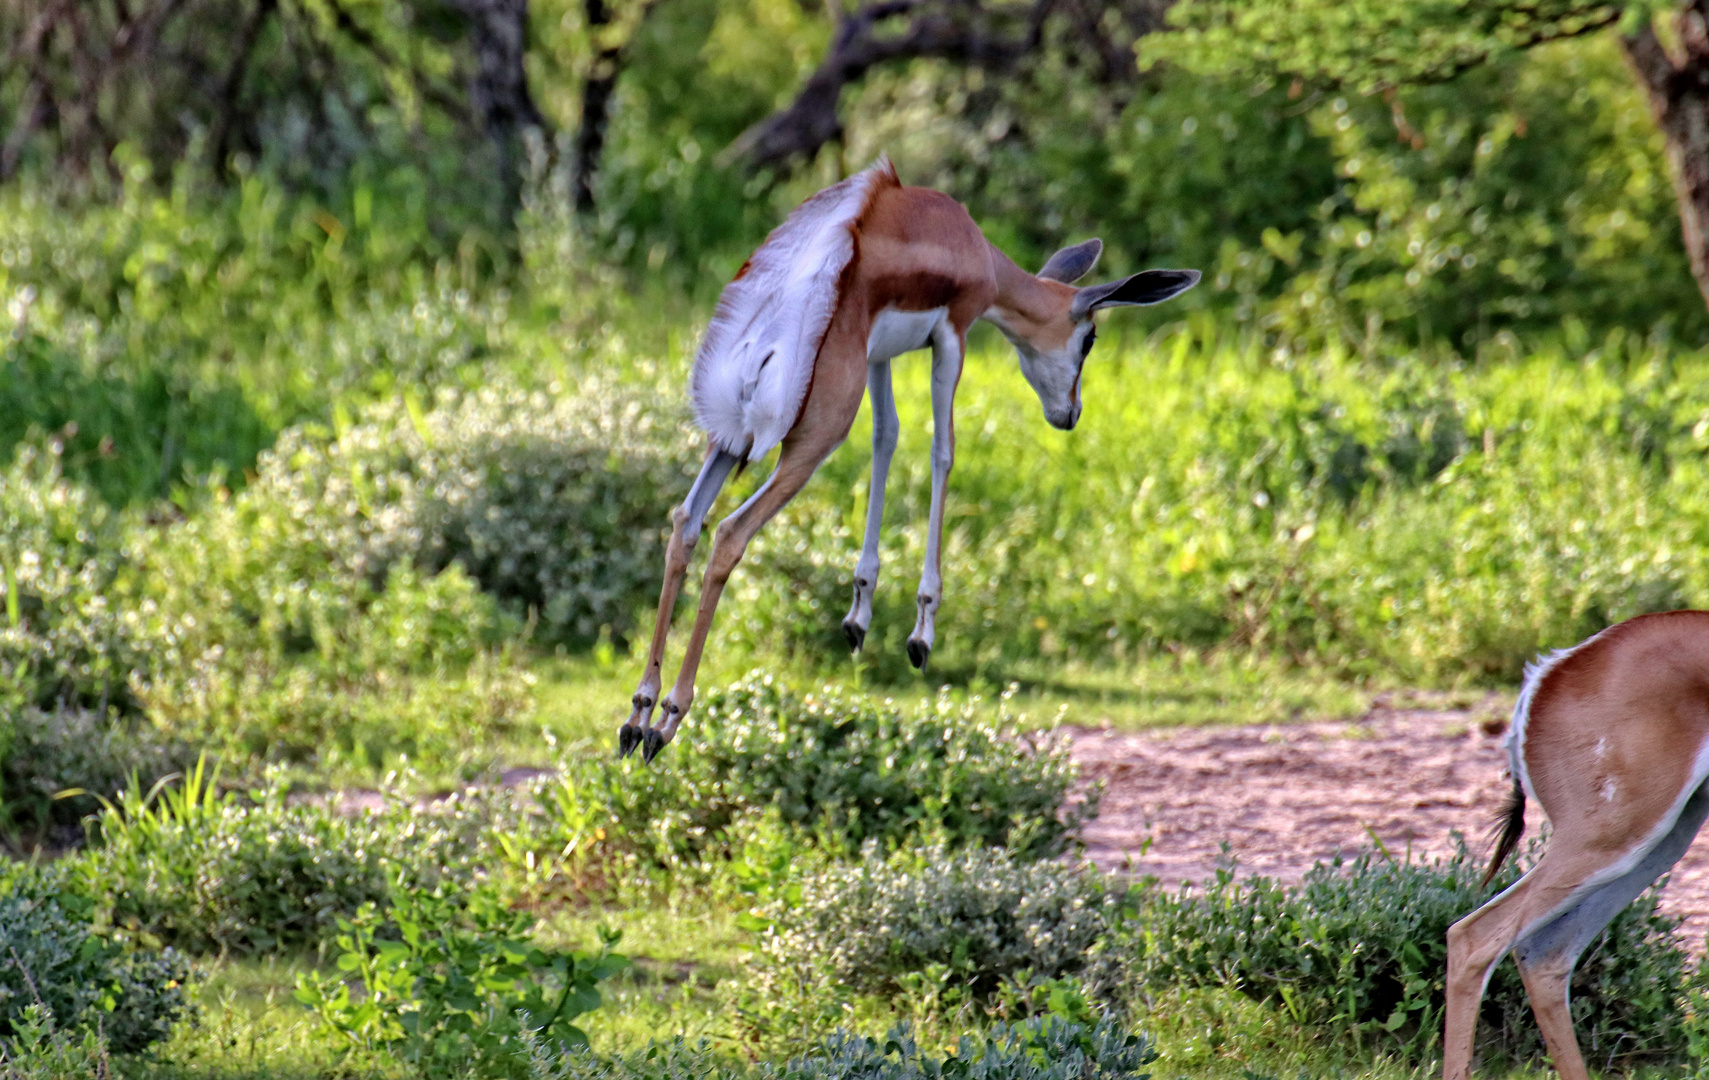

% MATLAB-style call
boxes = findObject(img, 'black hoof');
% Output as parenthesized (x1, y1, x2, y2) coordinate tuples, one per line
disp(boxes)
(618, 724, 642, 758)
(641, 728, 667, 764)
(842, 619, 866, 651)
(907, 638, 930, 669)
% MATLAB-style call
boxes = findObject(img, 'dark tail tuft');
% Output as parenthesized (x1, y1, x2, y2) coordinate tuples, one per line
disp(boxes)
(1481, 777, 1527, 888)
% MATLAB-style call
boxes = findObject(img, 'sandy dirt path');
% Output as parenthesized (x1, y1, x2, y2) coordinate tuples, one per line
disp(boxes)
(1068, 700, 1709, 945)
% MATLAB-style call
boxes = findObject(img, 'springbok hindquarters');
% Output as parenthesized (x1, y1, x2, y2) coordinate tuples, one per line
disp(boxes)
(1445, 609, 1709, 1080)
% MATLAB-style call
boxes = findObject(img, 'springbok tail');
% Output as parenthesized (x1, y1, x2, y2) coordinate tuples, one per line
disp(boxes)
(1482, 776, 1527, 888)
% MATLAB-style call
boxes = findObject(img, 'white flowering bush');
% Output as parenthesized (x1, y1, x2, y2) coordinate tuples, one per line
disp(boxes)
(0, 445, 135, 715)
(749, 841, 1123, 1007)
(250, 377, 699, 645)
(0, 433, 531, 789)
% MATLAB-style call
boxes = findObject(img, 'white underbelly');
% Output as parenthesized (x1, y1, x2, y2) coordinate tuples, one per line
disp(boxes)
(867, 306, 946, 363)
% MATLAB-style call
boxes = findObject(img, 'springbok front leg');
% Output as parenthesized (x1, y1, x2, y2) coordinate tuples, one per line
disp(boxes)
(619, 447, 740, 757)
(842, 359, 899, 651)
(906, 323, 964, 669)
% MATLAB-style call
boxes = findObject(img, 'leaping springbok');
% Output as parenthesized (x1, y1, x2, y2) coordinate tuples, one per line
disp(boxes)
(1446, 609, 1709, 1080)
(619, 156, 1199, 761)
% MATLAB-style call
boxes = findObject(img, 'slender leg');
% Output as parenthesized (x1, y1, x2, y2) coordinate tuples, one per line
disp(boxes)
(641, 432, 845, 762)
(906, 325, 963, 669)
(842, 360, 899, 650)
(619, 448, 740, 757)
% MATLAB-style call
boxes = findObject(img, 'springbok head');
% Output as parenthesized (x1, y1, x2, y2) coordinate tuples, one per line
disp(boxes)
(988, 239, 1200, 430)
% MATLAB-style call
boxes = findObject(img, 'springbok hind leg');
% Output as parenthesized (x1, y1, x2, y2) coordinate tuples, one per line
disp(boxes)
(1509, 783, 1709, 1080)
(619, 448, 740, 757)
(641, 429, 846, 762)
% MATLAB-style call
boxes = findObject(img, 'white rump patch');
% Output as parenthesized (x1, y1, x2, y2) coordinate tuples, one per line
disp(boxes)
(690, 158, 894, 461)
(1507, 633, 1606, 805)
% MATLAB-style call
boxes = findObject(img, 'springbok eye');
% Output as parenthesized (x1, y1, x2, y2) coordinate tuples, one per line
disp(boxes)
(1080, 330, 1096, 358)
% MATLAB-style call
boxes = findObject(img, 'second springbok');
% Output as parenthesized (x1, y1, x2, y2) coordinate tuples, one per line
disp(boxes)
(619, 156, 1199, 761)
(1446, 609, 1709, 1079)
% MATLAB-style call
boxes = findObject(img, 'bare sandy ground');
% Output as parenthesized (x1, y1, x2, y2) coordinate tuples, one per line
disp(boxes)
(1068, 699, 1709, 946)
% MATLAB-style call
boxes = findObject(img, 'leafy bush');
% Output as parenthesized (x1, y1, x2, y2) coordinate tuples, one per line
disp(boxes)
(124, 472, 531, 774)
(0, 865, 193, 1057)
(70, 759, 504, 954)
(0, 432, 529, 784)
(250, 379, 698, 646)
(0, 1004, 111, 1080)
(515, 676, 1095, 889)
(747, 841, 1121, 1011)
(295, 878, 628, 1079)
(528, 1019, 1155, 1080)
(1126, 840, 1704, 1066)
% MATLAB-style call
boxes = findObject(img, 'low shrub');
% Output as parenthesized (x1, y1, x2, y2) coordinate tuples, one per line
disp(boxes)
(251, 379, 698, 647)
(1, 704, 190, 837)
(528, 1019, 1155, 1080)
(0, 865, 193, 1057)
(1126, 840, 1704, 1066)
(514, 677, 1096, 891)
(70, 759, 505, 954)
(0, 433, 532, 786)
(747, 841, 1122, 1012)
(295, 878, 629, 1079)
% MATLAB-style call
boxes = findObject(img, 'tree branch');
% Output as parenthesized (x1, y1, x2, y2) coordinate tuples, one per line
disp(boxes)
(721, 0, 1056, 172)
(209, 0, 278, 173)
(322, 0, 475, 123)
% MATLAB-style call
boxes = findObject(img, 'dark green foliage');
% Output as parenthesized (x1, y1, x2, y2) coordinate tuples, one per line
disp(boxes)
(0, 705, 189, 836)
(1126, 840, 1704, 1066)
(540, 1019, 1155, 1080)
(0, 0, 517, 232)
(775, 1020, 1155, 1080)
(0, 865, 194, 1056)
(294, 878, 628, 1078)
(1157, 0, 1617, 95)
(533, 675, 1095, 876)
(0, 334, 272, 509)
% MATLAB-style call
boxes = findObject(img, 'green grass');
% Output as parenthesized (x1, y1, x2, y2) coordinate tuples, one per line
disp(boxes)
(115, 899, 1601, 1080)
(12, 173, 1709, 1080)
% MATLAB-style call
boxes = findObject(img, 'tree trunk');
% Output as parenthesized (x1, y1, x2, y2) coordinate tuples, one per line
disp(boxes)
(1622, 4, 1709, 313)
(571, 0, 621, 211)
(451, 0, 546, 203)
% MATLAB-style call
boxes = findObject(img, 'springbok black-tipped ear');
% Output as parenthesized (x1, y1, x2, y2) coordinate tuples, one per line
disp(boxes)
(1071, 269, 1201, 319)
(1038, 239, 1104, 284)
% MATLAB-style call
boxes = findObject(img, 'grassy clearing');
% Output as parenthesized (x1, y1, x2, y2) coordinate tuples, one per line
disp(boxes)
(11, 180, 1709, 1080)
